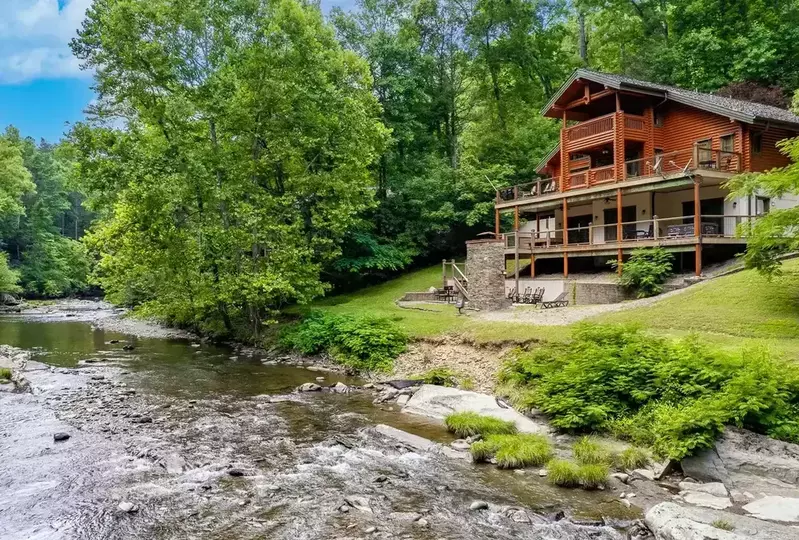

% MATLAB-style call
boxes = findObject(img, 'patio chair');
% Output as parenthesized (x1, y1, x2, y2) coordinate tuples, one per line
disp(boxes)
(521, 287, 533, 304)
(531, 287, 545, 304)
(507, 286, 517, 300)
(541, 291, 569, 309)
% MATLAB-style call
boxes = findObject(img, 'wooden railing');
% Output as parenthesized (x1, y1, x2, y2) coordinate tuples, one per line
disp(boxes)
(496, 145, 743, 205)
(442, 259, 470, 301)
(503, 215, 758, 252)
(624, 114, 646, 131)
(565, 113, 614, 142)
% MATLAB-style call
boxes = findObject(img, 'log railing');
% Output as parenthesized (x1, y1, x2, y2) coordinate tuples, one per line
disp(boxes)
(565, 113, 614, 142)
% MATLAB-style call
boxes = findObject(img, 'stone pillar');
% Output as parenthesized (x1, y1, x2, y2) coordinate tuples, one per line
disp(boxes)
(466, 239, 511, 311)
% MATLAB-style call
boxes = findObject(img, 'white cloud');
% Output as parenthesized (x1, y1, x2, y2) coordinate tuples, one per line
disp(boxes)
(0, 0, 93, 84)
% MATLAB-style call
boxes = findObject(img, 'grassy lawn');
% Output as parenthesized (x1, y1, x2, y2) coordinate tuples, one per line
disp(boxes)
(310, 265, 569, 343)
(307, 258, 799, 357)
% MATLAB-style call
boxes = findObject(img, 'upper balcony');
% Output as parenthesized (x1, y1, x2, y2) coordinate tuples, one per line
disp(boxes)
(563, 112, 648, 153)
(496, 146, 742, 206)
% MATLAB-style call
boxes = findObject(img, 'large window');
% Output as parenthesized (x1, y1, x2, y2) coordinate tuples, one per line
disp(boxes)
(721, 134, 735, 152)
(752, 132, 763, 154)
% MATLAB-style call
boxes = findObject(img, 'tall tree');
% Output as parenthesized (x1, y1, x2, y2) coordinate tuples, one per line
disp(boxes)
(69, 0, 387, 336)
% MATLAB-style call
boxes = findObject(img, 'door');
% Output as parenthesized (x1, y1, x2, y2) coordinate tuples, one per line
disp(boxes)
(696, 139, 713, 167)
(682, 198, 724, 234)
(604, 206, 636, 241)
(567, 214, 592, 244)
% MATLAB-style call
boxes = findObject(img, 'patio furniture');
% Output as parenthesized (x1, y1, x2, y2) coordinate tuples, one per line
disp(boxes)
(666, 222, 720, 237)
(541, 292, 569, 309)
(531, 288, 545, 304)
(521, 287, 533, 304)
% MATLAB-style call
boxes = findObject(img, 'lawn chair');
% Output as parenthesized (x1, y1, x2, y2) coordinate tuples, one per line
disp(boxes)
(507, 287, 517, 301)
(541, 291, 569, 309)
(521, 287, 533, 304)
(531, 288, 545, 304)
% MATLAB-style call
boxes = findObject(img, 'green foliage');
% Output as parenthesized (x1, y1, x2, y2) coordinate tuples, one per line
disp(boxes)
(610, 247, 673, 298)
(576, 464, 609, 490)
(615, 447, 650, 470)
(444, 411, 518, 438)
(412, 367, 461, 387)
(0, 253, 21, 295)
(547, 459, 580, 487)
(572, 436, 612, 465)
(711, 519, 735, 531)
(726, 138, 799, 277)
(0, 368, 12, 382)
(498, 323, 799, 460)
(470, 433, 553, 468)
(281, 311, 406, 372)
(68, 0, 388, 336)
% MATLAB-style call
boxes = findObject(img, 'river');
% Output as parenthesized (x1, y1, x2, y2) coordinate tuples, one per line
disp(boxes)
(0, 308, 643, 540)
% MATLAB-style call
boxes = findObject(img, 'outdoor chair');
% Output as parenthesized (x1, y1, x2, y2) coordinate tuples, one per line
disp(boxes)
(521, 287, 533, 304)
(541, 291, 569, 309)
(531, 287, 544, 304)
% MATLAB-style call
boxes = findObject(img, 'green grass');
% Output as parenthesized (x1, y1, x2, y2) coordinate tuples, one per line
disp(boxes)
(444, 412, 518, 438)
(577, 463, 609, 489)
(711, 519, 735, 531)
(547, 459, 580, 487)
(614, 447, 650, 470)
(597, 259, 799, 341)
(470, 434, 553, 469)
(573, 436, 612, 465)
(0, 368, 11, 383)
(306, 264, 570, 343)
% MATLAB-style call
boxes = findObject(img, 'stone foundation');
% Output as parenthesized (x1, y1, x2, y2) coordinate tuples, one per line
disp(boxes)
(465, 239, 510, 311)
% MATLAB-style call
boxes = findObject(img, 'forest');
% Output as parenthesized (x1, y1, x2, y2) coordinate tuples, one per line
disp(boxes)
(1, 0, 799, 338)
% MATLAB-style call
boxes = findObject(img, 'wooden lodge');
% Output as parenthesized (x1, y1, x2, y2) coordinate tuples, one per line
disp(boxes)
(496, 69, 799, 279)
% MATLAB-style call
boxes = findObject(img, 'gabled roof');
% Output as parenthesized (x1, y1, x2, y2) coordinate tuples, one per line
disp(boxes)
(542, 68, 799, 129)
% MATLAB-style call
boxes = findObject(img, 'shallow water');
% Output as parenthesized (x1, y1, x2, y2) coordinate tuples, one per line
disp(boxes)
(0, 315, 640, 540)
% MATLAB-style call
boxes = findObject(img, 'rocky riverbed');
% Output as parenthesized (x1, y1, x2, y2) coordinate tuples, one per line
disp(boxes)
(0, 311, 644, 540)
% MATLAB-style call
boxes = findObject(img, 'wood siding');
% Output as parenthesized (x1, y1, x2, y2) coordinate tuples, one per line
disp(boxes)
(653, 102, 743, 155)
(746, 126, 794, 173)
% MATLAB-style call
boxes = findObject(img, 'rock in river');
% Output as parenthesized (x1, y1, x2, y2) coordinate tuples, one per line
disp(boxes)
(470, 500, 489, 511)
(118, 501, 138, 513)
(297, 382, 322, 392)
(743, 496, 799, 523)
(53, 432, 70, 442)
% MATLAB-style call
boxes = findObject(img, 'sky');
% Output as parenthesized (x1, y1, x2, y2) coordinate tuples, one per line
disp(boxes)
(0, 0, 355, 143)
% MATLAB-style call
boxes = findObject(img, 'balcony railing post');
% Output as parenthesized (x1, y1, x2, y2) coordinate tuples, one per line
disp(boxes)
(653, 216, 659, 239)
(588, 222, 593, 245)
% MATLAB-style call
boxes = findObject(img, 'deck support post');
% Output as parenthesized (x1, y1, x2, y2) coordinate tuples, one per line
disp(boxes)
(514, 206, 519, 231)
(530, 254, 535, 278)
(563, 254, 569, 278)
(442, 259, 447, 289)
(616, 187, 623, 275)
(494, 208, 500, 238)
(563, 198, 569, 278)
(694, 176, 702, 276)
(514, 234, 520, 296)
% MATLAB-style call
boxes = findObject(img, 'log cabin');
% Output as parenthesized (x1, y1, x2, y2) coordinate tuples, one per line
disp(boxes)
(496, 69, 799, 283)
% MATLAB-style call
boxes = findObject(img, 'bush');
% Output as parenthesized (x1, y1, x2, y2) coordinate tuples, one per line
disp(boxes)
(609, 247, 673, 298)
(444, 412, 518, 438)
(469, 434, 553, 468)
(573, 436, 612, 465)
(547, 459, 580, 487)
(281, 311, 407, 372)
(498, 323, 799, 460)
(615, 447, 650, 470)
(577, 463, 609, 489)
(0, 367, 11, 383)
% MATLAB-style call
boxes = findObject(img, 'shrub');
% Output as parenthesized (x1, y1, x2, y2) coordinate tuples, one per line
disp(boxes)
(497, 323, 799, 460)
(413, 367, 460, 387)
(471, 438, 502, 462)
(0, 368, 11, 382)
(615, 447, 650, 470)
(577, 464, 609, 489)
(573, 437, 612, 465)
(547, 459, 580, 487)
(281, 311, 407, 372)
(609, 247, 673, 298)
(444, 412, 517, 438)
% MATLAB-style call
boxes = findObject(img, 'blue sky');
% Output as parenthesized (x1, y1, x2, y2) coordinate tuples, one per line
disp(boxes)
(0, 0, 355, 143)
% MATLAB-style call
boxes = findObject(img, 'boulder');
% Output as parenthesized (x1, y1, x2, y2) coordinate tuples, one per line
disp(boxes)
(681, 428, 799, 497)
(679, 481, 728, 497)
(344, 495, 373, 513)
(373, 424, 437, 452)
(297, 383, 322, 392)
(681, 491, 733, 510)
(401, 384, 549, 434)
(396, 394, 410, 406)
(743, 496, 799, 523)
(331, 382, 349, 394)
(647, 501, 799, 540)
(118, 501, 138, 513)
(469, 500, 489, 511)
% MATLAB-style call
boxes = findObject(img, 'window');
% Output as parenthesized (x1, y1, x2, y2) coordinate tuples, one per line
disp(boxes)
(756, 196, 771, 215)
(721, 134, 735, 153)
(752, 132, 763, 154)
(653, 111, 664, 127)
